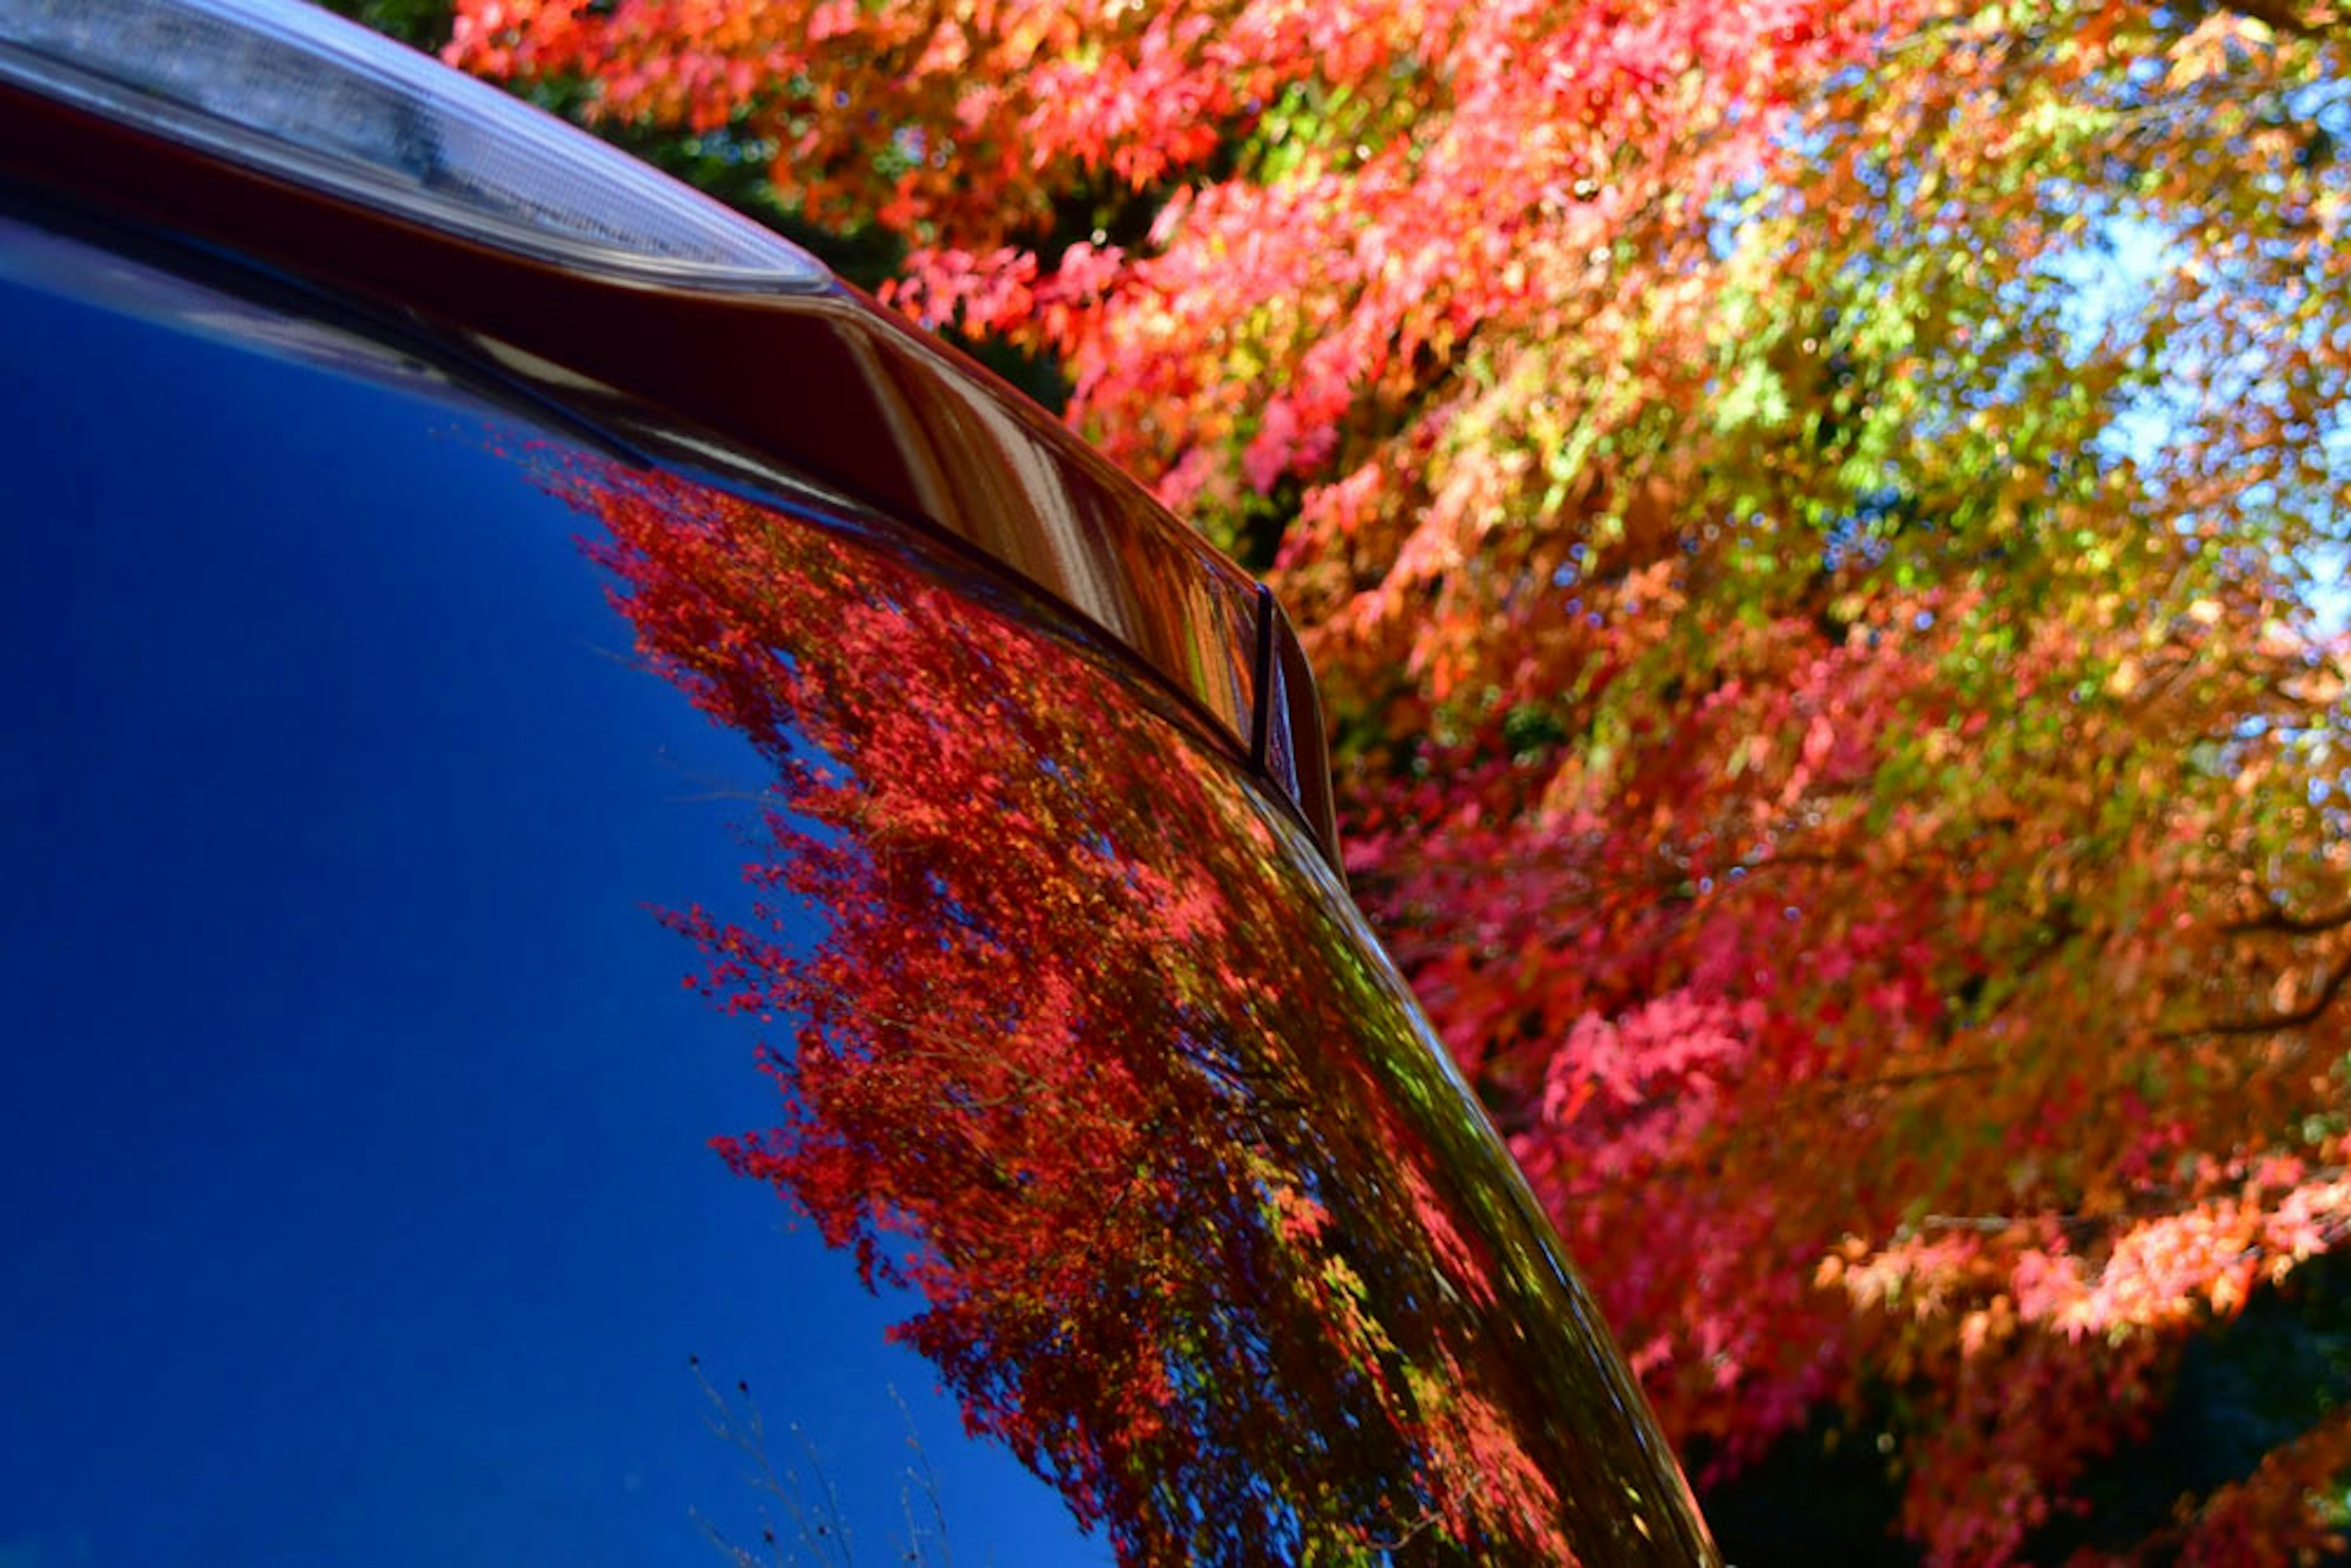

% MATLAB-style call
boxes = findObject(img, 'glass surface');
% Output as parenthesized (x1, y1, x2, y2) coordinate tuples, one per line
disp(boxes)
(0, 212, 1714, 1564)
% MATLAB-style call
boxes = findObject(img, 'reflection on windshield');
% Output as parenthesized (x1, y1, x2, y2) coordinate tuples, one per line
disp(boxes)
(555, 459, 1711, 1564)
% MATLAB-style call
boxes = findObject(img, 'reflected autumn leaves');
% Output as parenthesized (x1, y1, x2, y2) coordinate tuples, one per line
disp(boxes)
(555, 458, 1704, 1564)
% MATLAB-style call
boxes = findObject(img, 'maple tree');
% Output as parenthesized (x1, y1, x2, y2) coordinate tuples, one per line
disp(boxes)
(440, 0, 2351, 1557)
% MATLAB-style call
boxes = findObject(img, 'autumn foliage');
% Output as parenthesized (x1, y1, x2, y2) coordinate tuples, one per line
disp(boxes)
(560, 458, 1710, 1562)
(445, 0, 2351, 1558)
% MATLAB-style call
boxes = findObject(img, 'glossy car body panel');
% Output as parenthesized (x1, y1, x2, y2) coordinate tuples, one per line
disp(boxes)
(0, 9, 1717, 1558)
(0, 201, 1716, 1563)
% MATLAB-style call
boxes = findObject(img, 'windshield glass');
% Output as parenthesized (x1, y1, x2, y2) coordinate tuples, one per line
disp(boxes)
(0, 209, 1712, 1566)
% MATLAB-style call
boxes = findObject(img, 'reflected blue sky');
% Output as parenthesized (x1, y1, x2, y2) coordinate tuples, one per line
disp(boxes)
(0, 238, 1100, 1566)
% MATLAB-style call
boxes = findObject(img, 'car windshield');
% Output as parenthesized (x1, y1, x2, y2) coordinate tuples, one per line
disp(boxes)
(0, 208, 1712, 1564)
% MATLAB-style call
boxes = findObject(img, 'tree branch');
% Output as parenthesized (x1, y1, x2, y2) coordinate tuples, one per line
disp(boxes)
(2224, 897, 2351, 937)
(2159, 949, 2351, 1041)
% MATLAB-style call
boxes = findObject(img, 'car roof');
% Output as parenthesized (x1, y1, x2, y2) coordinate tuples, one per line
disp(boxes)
(0, 0, 1339, 868)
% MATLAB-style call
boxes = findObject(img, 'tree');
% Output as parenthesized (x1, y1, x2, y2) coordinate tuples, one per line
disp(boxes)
(446, 0, 2351, 1557)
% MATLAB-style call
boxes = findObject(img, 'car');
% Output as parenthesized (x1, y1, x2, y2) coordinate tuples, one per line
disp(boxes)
(0, 2, 1720, 1561)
